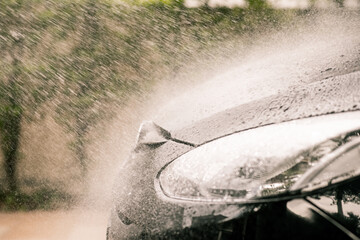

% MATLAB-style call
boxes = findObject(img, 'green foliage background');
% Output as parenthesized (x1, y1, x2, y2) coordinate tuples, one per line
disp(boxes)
(0, 0, 300, 209)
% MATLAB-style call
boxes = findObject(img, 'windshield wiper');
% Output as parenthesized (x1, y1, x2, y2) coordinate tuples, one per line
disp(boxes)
(291, 137, 360, 192)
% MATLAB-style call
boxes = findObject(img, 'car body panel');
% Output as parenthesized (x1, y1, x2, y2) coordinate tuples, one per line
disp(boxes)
(109, 177, 360, 240)
(109, 70, 360, 239)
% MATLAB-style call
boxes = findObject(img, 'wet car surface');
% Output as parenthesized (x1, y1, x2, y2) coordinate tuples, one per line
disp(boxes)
(107, 40, 360, 239)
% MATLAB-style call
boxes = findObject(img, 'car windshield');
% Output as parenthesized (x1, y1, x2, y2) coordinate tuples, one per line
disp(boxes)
(292, 137, 360, 192)
(158, 111, 360, 203)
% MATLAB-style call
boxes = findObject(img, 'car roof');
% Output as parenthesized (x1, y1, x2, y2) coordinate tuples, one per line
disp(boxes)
(171, 71, 360, 145)
(153, 21, 360, 133)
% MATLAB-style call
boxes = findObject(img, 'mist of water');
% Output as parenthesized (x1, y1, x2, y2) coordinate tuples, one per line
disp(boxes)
(82, 10, 360, 213)
(1, 6, 359, 240)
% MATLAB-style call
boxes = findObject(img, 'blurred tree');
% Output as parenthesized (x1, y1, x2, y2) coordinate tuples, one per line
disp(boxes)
(0, 0, 290, 198)
(0, 1, 26, 192)
(0, 85, 23, 192)
(0, 0, 61, 192)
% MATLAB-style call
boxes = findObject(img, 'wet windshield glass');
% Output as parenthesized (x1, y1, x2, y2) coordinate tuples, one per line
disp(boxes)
(312, 142, 360, 184)
(293, 137, 360, 192)
(158, 112, 360, 203)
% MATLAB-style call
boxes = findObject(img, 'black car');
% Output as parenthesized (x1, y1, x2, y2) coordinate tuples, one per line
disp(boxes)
(107, 54, 360, 239)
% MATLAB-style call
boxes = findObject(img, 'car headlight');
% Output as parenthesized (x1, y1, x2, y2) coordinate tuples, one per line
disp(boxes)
(158, 112, 360, 203)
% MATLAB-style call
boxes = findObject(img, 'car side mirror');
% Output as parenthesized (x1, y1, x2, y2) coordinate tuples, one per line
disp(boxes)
(136, 121, 171, 147)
